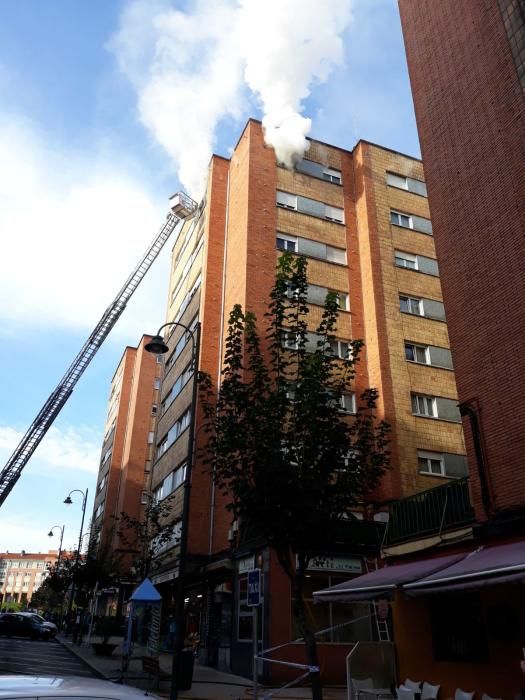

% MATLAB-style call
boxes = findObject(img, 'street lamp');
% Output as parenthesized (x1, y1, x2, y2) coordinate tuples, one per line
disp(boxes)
(145, 320, 201, 700)
(48, 525, 65, 566)
(64, 488, 89, 626)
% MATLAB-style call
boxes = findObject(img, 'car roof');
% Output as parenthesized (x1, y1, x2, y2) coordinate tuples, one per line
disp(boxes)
(0, 676, 158, 699)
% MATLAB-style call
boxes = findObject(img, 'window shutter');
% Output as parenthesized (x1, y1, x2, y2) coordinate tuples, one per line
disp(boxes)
(428, 346, 454, 369)
(422, 298, 446, 321)
(296, 159, 324, 178)
(307, 285, 328, 306)
(297, 238, 327, 260)
(407, 177, 428, 196)
(417, 255, 439, 276)
(443, 453, 468, 478)
(412, 215, 433, 235)
(297, 196, 326, 218)
(386, 173, 407, 189)
(435, 397, 461, 422)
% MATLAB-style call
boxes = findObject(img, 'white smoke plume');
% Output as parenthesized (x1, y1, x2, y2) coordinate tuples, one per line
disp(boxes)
(110, 0, 352, 196)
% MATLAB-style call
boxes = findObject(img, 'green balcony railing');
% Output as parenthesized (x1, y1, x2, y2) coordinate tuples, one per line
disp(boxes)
(387, 478, 475, 543)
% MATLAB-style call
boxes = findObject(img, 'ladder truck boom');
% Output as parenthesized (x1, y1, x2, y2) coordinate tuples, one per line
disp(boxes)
(0, 192, 197, 508)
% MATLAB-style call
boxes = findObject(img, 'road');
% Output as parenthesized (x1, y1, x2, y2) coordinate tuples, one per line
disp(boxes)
(0, 637, 96, 677)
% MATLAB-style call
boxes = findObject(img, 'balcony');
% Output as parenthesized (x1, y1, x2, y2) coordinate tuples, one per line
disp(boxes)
(387, 478, 475, 543)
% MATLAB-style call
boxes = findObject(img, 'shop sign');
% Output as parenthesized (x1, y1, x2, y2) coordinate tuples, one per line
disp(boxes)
(306, 556, 362, 574)
(238, 555, 255, 574)
(151, 567, 179, 585)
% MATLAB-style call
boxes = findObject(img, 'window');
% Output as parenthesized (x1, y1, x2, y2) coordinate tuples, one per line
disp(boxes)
(418, 450, 445, 476)
(276, 233, 298, 252)
(154, 378, 161, 390)
(276, 191, 297, 210)
(174, 274, 202, 322)
(329, 340, 352, 359)
(323, 167, 342, 184)
(326, 246, 347, 264)
(387, 172, 427, 197)
(156, 409, 192, 458)
(395, 250, 417, 269)
(282, 331, 300, 350)
(430, 594, 488, 663)
(151, 404, 158, 416)
(141, 491, 149, 505)
(405, 342, 430, 364)
(411, 394, 437, 417)
(395, 250, 439, 276)
(339, 393, 356, 414)
(101, 448, 112, 466)
(156, 355, 163, 364)
(162, 363, 193, 414)
(324, 204, 345, 223)
(147, 431, 155, 444)
(97, 473, 108, 493)
(95, 503, 104, 519)
(391, 209, 433, 234)
(400, 295, 422, 315)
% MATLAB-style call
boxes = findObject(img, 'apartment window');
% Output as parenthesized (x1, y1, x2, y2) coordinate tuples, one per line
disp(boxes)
(97, 473, 108, 493)
(95, 503, 104, 519)
(154, 378, 161, 390)
(282, 331, 300, 350)
(156, 355, 163, 364)
(400, 295, 422, 315)
(324, 204, 345, 223)
(141, 491, 149, 505)
(387, 172, 428, 197)
(147, 431, 155, 444)
(391, 209, 433, 235)
(101, 448, 112, 466)
(326, 246, 346, 264)
(339, 393, 356, 414)
(156, 409, 192, 458)
(329, 339, 352, 359)
(162, 363, 193, 414)
(395, 251, 417, 269)
(418, 450, 445, 476)
(151, 404, 158, 416)
(174, 274, 202, 323)
(323, 167, 342, 184)
(405, 342, 430, 364)
(411, 394, 437, 418)
(277, 233, 298, 252)
(395, 250, 439, 276)
(276, 191, 298, 210)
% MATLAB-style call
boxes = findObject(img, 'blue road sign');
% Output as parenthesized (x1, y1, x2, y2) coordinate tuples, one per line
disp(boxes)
(247, 568, 261, 606)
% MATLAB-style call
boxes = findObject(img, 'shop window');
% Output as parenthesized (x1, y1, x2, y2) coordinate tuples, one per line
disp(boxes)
(291, 573, 373, 643)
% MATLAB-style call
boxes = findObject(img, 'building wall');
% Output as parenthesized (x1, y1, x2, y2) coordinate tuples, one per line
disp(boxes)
(398, 0, 525, 519)
(0, 551, 58, 604)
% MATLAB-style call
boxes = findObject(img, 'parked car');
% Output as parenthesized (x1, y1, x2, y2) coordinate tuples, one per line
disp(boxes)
(0, 613, 51, 640)
(20, 613, 58, 638)
(0, 676, 161, 699)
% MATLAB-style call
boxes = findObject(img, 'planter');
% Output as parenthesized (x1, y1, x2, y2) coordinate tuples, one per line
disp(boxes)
(91, 642, 118, 656)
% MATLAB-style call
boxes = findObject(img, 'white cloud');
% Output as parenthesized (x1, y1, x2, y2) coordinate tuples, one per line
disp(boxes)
(109, 0, 352, 194)
(0, 423, 101, 476)
(0, 111, 171, 338)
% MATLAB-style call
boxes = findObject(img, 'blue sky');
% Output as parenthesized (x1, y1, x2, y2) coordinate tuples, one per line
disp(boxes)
(0, 0, 419, 554)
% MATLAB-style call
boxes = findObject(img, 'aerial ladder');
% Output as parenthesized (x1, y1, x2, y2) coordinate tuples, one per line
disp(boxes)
(0, 192, 197, 508)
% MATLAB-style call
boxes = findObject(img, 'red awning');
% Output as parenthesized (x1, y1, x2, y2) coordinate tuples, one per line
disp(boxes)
(313, 552, 465, 602)
(404, 540, 525, 596)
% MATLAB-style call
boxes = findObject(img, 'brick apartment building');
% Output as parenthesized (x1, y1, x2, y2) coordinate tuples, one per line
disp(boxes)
(310, 2, 525, 696)
(90, 335, 161, 611)
(0, 551, 58, 606)
(398, 0, 525, 523)
(146, 119, 468, 682)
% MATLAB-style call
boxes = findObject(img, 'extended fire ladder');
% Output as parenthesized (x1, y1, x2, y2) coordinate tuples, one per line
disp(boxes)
(0, 192, 197, 508)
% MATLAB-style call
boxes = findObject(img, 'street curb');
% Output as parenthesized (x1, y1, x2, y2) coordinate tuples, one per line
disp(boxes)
(55, 637, 109, 680)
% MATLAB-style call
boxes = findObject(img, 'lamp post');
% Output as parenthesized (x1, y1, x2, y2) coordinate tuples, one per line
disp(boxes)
(48, 525, 65, 566)
(64, 488, 88, 627)
(145, 320, 201, 700)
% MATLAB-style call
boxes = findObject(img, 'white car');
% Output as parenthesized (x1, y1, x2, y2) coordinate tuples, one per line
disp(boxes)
(0, 676, 160, 700)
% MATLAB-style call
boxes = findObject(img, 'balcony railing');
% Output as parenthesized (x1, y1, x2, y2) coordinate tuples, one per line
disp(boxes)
(387, 478, 475, 543)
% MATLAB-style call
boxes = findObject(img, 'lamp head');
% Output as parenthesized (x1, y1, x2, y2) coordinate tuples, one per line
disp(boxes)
(48, 530, 53, 537)
(145, 335, 169, 355)
(64, 496, 73, 505)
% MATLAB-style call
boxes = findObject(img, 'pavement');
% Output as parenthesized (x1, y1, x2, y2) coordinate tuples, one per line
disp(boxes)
(57, 635, 347, 700)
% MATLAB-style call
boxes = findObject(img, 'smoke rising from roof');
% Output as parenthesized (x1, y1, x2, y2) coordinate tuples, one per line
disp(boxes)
(110, 0, 352, 196)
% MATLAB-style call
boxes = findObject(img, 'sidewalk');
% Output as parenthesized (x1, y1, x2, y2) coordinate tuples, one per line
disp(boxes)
(57, 635, 347, 700)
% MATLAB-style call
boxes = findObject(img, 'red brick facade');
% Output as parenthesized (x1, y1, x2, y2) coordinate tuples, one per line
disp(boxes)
(399, 0, 525, 520)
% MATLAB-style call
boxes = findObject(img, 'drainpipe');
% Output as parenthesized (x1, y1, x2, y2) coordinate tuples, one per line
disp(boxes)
(459, 401, 492, 518)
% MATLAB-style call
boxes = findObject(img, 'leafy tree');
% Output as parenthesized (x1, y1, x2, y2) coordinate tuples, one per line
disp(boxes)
(200, 253, 390, 700)
(117, 494, 180, 580)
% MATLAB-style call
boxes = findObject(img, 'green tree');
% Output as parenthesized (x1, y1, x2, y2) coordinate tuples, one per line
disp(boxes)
(200, 253, 390, 700)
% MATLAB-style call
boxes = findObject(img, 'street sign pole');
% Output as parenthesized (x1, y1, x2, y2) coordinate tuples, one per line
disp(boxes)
(247, 569, 261, 700)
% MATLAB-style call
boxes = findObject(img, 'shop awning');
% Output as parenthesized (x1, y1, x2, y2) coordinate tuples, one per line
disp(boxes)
(313, 552, 465, 602)
(404, 540, 525, 596)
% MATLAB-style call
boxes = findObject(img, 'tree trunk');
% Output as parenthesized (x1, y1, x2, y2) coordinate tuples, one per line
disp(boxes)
(292, 572, 323, 700)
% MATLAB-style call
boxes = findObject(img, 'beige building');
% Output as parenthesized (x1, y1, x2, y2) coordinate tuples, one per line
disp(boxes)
(0, 551, 58, 606)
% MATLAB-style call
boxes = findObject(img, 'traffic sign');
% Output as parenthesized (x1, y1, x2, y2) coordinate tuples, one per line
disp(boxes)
(247, 568, 261, 606)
